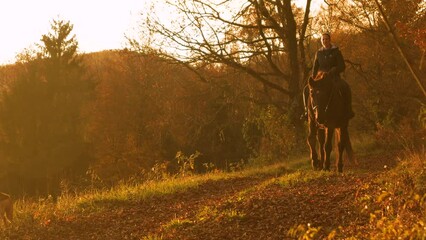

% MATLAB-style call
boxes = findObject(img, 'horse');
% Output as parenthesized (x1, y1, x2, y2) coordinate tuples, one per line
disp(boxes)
(305, 72, 354, 173)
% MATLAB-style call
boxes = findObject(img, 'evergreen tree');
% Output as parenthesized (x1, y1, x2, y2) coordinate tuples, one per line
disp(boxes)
(0, 19, 92, 197)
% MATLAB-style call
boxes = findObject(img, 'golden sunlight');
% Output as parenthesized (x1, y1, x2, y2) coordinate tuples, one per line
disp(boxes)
(0, 0, 321, 65)
(0, 0, 154, 64)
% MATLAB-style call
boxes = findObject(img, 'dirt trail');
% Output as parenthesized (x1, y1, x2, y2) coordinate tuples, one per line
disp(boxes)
(16, 152, 397, 240)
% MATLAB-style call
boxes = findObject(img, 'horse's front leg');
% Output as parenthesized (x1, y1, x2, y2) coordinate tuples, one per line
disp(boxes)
(307, 119, 320, 170)
(318, 128, 326, 170)
(324, 128, 334, 171)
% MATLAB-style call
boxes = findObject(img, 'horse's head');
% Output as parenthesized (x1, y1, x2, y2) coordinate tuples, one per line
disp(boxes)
(308, 72, 334, 126)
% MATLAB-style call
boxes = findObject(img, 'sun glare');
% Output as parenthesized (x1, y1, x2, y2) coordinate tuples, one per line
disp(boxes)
(0, 0, 149, 65)
(0, 0, 321, 65)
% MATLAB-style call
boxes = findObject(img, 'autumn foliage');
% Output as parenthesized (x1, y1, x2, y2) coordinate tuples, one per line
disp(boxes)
(0, 1, 422, 239)
(0, 0, 422, 200)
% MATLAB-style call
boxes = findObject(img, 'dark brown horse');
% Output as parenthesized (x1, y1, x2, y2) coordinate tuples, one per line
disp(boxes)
(305, 73, 354, 172)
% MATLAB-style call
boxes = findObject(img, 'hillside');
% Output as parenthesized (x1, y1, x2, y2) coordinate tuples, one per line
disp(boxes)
(2, 149, 420, 240)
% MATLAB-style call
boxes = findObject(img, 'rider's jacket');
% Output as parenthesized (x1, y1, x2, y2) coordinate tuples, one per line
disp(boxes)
(312, 45, 345, 79)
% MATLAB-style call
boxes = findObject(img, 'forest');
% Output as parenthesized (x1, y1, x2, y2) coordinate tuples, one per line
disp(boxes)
(0, 0, 423, 198)
(0, 0, 424, 238)
(0, 0, 426, 240)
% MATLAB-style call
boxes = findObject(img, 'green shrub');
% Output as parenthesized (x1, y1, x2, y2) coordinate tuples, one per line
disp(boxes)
(243, 105, 297, 165)
(361, 151, 426, 239)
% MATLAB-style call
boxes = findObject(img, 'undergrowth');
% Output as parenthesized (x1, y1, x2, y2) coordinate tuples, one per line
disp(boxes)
(1, 139, 425, 239)
(355, 150, 426, 239)
(373, 151, 426, 239)
(0, 158, 292, 237)
(280, 148, 426, 240)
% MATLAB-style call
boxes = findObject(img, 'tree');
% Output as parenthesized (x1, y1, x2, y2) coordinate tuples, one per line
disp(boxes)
(315, 0, 425, 146)
(83, 51, 156, 183)
(373, 0, 425, 97)
(41, 20, 79, 66)
(135, 0, 313, 135)
(0, 19, 92, 197)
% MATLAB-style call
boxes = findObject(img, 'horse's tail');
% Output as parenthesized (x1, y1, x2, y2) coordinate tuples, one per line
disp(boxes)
(344, 131, 358, 165)
(346, 136, 354, 161)
(333, 128, 358, 165)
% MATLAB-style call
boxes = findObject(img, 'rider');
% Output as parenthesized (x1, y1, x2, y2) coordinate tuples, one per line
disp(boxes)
(304, 32, 355, 170)
(303, 32, 354, 120)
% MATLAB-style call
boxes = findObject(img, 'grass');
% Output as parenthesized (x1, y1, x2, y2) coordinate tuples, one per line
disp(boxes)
(3, 155, 300, 232)
(163, 218, 193, 230)
(276, 169, 336, 187)
(2, 145, 357, 233)
(141, 234, 164, 240)
(350, 132, 382, 155)
(3, 135, 425, 239)
(9, 134, 373, 228)
(352, 149, 426, 239)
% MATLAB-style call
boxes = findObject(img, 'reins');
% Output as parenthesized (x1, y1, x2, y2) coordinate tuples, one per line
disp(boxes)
(302, 83, 309, 114)
(324, 78, 335, 114)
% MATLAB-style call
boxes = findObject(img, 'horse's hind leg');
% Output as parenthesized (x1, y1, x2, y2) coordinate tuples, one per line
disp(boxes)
(324, 128, 333, 171)
(318, 128, 326, 170)
(336, 129, 344, 173)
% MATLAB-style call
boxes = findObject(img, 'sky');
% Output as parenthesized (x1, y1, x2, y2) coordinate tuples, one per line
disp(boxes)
(0, 0, 150, 65)
(0, 0, 320, 65)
